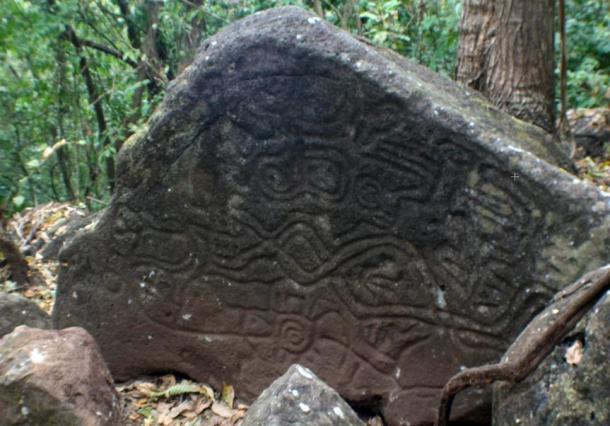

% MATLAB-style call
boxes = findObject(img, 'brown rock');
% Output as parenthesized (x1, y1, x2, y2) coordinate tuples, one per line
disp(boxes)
(0, 293, 51, 337)
(52, 6, 610, 426)
(0, 326, 121, 425)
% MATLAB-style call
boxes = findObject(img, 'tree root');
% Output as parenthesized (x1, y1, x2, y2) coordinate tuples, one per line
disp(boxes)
(435, 265, 610, 426)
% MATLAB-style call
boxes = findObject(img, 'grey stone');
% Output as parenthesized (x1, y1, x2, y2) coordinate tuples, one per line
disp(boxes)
(494, 280, 610, 426)
(568, 108, 610, 158)
(0, 293, 51, 337)
(0, 326, 121, 425)
(39, 211, 95, 260)
(242, 364, 364, 426)
(52, 6, 610, 426)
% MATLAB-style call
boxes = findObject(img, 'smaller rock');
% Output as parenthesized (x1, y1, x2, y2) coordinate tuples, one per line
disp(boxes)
(39, 211, 95, 260)
(0, 326, 121, 425)
(568, 108, 610, 158)
(242, 364, 365, 426)
(0, 293, 51, 337)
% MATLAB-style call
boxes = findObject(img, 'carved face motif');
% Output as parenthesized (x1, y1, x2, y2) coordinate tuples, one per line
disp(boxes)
(59, 64, 552, 426)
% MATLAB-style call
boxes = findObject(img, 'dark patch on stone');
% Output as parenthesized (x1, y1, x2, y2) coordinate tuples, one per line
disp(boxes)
(0, 293, 51, 337)
(52, 6, 610, 426)
(568, 108, 610, 158)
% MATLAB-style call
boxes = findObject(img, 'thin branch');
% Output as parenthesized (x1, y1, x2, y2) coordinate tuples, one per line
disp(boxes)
(557, 0, 575, 159)
(64, 26, 116, 191)
(79, 38, 138, 67)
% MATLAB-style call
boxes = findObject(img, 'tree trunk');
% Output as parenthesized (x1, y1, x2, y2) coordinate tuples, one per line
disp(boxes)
(66, 28, 116, 192)
(55, 45, 76, 200)
(456, 0, 555, 133)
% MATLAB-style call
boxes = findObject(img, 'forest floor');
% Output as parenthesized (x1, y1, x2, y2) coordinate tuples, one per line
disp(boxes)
(0, 204, 249, 426)
(1, 151, 608, 425)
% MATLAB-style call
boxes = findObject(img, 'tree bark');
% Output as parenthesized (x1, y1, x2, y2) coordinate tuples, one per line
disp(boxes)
(457, 0, 555, 133)
(65, 27, 117, 192)
(0, 232, 30, 288)
(0, 208, 29, 288)
(55, 44, 76, 200)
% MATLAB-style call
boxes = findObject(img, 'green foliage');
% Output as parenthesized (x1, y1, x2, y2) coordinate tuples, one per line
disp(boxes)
(560, 0, 610, 108)
(150, 382, 205, 401)
(0, 0, 608, 214)
(357, 0, 460, 75)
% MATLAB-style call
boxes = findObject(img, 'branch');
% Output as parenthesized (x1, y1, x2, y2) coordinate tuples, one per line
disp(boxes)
(64, 26, 117, 191)
(435, 266, 610, 426)
(79, 38, 138, 68)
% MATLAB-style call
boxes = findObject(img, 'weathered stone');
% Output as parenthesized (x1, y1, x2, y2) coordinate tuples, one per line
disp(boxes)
(0, 326, 121, 425)
(52, 6, 610, 426)
(0, 293, 51, 337)
(568, 108, 610, 158)
(39, 210, 95, 260)
(242, 364, 364, 426)
(493, 282, 610, 425)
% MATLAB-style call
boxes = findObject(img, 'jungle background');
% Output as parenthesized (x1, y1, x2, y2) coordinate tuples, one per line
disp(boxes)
(1, 0, 609, 215)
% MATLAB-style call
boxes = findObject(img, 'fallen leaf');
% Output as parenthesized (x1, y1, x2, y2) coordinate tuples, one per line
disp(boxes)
(160, 374, 177, 388)
(367, 415, 384, 426)
(211, 401, 233, 418)
(565, 339, 584, 366)
(222, 384, 235, 408)
(167, 400, 194, 419)
(201, 414, 227, 426)
(137, 406, 153, 418)
(151, 381, 204, 401)
(194, 396, 213, 414)
(156, 401, 174, 425)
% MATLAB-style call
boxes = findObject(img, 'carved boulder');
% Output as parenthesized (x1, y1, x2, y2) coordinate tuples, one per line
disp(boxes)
(53, 6, 610, 425)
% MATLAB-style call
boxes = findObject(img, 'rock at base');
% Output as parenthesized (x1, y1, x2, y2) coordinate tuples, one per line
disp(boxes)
(0, 326, 121, 425)
(494, 288, 610, 425)
(568, 108, 610, 158)
(242, 364, 365, 426)
(0, 293, 51, 337)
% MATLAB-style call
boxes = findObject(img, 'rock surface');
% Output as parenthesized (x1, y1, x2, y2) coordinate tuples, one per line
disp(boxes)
(0, 326, 121, 425)
(38, 210, 94, 260)
(53, 6, 610, 426)
(242, 364, 364, 426)
(568, 108, 610, 158)
(494, 281, 610, 425)
(0, 293, 51, 336)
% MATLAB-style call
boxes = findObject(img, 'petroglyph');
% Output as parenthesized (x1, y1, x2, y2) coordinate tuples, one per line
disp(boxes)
(53, 7, 610, 426)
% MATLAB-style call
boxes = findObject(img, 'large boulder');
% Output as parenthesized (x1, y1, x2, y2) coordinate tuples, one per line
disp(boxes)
(242, 364, 364, 426)
(52, 6, 610, 426)
(493, 273, 610, 425)
(0, 293, 51, 337)
(0, 326, 121, 425)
